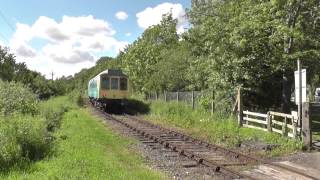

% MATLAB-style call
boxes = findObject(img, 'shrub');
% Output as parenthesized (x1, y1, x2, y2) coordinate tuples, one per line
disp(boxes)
(0, 120, 21, 169)
(40, 97, 71, 132)
(0, 115, 52, 170)
(68, 90, 84, 107)
(14, 115, 53, 160)
(0, 96, 71, 171)
(0, 80, 39, 116)
(40, 107, 64, 132)
(198, 94, 211, 110)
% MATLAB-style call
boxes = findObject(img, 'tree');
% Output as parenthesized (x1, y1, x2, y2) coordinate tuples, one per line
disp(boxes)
(72, 56, 122, 91)
(0, 46, 15, 81)
(0, 45, 68, 99)
(122, 13, 179, 93)
(187, 0, 320, 111)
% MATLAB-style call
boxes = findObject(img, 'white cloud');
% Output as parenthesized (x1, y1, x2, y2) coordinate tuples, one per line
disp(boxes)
(9, 15, 128, 78)
(115, 11, 128, 20)
(25, 53, 96, 79)
(42, 43, 95, 64)
(80, 34, 128, 52)
(136, 3, 187, 34)
(125, 32, 131, 36)
(15, 43, 37, 58)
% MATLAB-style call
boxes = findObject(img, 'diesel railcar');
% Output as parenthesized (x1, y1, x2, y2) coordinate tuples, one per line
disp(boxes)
(88, 69, 128, 111)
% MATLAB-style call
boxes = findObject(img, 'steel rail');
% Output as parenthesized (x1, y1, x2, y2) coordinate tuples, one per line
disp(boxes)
(99, 110, 254, 179)
(92, 104, 318, 180)
(125, 115, 319, 180)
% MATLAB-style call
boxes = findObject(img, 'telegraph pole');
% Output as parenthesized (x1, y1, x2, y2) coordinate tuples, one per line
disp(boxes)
(51, 71, 54, 80)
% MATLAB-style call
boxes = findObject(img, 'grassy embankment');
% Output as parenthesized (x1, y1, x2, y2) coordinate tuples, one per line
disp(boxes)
(1, 96, 164, 180)
(143, 101, 303, 157)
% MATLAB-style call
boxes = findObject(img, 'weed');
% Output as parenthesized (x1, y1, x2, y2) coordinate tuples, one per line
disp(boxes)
(146, 101, 302, 156)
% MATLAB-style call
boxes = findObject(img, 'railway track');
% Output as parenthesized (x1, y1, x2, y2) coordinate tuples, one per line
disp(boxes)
(92, 105, 319, 180)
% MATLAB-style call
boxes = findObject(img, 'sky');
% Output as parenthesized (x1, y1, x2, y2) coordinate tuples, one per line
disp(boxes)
(0, 0, 191, 79)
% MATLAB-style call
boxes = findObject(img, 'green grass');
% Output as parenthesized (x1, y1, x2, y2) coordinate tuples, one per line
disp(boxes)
(1, 104, 164, 179)
(144, 101, 303, 157)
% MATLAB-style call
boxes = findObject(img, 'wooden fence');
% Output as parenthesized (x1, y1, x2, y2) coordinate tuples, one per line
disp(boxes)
(240, 110, 300, 139)
(236, 87, 320, 149)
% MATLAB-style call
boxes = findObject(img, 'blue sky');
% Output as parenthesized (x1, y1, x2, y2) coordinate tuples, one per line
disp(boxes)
(0, 0, 191, 78)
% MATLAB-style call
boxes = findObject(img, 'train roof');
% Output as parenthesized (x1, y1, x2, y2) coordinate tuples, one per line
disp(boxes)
(98, 69, 127, 77)
(88, 69, 127, 84)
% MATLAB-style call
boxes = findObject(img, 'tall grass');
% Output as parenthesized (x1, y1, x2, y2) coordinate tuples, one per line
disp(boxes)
(0, 80, 73, 171)
(147, 101, 302, 156)
(1, 105, 165, 179)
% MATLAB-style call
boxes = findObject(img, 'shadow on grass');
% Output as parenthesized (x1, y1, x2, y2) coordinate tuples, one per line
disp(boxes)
(124, 99, 150, 115)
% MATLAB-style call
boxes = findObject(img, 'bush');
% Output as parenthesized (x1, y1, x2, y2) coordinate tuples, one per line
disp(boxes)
(0, 96, 72, 171)
(0, 120, 21, 169)
(0, 115, 52, 170)
(0, 80, 39, 116)
(68, 90, 84, 107)
(40, 97, 72, 132)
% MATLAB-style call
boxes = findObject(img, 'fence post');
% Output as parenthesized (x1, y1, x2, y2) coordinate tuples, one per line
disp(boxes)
(302, 102, 312, 150)
(164, 90, 167, 102)
(192, 90, 195, 110)
(282, 117, 288, 137)
(237, 88, 243, 127)
(292, 121, 297, 139)
(211, 90, 214, 115)
(267, 112, 272, 132)
(177, 91, 179, 103)
(155, 91, 158, 100)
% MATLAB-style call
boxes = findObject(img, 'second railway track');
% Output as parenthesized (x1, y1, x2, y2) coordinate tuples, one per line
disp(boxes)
(92, 105, 319, 180)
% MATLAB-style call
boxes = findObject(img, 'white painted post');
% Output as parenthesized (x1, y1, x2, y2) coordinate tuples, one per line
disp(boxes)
(192, 90, 195, 110)
(298, 59, 302, 127)
(177, 91, 179, 103)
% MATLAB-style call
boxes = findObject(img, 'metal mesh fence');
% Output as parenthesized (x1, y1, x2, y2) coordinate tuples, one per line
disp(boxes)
(147, 90, 213, 110)
(147, 89, 236, 114)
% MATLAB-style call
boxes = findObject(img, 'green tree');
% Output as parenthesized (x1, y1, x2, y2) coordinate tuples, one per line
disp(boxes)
(187, 0, 320, 111)
(0, 46, 15, 81)
(122, 13, 179, 93)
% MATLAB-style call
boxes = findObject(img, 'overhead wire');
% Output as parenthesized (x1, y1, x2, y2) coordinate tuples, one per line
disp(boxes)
(0, 32, 9, 43)
(0, 9, 15, 44)
(0, 9, 15, 32)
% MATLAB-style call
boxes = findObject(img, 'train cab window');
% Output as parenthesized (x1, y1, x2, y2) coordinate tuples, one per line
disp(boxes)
(120, 78, 127, 90)
(102, 77, 110, 89)
(111, 78, 119, 90)
(90, 80, 96, 88)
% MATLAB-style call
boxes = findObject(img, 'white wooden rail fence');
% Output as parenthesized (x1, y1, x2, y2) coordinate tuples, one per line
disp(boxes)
(241, 110, 300, 139)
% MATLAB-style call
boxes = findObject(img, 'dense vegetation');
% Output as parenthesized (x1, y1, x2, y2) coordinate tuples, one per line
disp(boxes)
(0, 81, 72, 171)
(70, 0, 320, 113)
(0, 0, 319, 174)
(0, 46, 73, 99)
(146, 101, 302, 156)
(0, 98, 164, 180)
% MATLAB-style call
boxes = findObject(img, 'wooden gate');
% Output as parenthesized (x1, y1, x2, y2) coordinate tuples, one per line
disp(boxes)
(310, 103, 320, 149)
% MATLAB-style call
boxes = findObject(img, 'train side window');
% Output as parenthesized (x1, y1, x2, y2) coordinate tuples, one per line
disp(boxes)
(120, 78, 127, 90)
(102, 77, 110, 89)
(111, 78, 119, 90)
